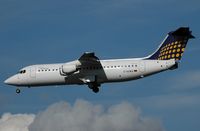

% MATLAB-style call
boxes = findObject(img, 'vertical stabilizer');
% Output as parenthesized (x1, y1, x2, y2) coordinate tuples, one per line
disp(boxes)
(147, 27, 194, 61)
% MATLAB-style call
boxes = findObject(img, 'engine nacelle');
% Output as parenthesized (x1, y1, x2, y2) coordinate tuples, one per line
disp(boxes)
(61, 64, 77, 75)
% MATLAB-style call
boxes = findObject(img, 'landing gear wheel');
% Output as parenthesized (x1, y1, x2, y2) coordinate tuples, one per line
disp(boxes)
(16, 89, 20, 94)
(92, 87, 99, 93)
(88, 82, 100, 93)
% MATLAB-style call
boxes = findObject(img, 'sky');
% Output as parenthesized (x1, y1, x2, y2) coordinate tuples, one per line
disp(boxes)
(0, 0, 200, 131)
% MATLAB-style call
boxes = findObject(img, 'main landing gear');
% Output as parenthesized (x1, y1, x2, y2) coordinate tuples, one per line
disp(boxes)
(88, 83, 100, 93)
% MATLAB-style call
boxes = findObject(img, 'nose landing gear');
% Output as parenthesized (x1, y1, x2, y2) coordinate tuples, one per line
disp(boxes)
(16, 88, 21, 94)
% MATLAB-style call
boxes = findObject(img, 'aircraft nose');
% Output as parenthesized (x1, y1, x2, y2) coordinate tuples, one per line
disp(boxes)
(4, 75, 19, 85)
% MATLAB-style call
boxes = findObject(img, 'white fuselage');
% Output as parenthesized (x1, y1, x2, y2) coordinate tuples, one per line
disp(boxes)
(6, 58, 176, 87)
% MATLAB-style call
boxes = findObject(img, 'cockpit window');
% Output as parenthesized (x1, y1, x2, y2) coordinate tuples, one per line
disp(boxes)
(19, 70, 26, 74)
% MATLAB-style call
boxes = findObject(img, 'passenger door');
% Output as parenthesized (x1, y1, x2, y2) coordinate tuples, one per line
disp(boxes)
(139, 61, 145, 73)
(30, 66, 36, 78)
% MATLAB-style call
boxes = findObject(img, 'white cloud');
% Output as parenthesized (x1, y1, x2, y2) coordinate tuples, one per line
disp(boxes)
(0, 100, 164, 131)
(0, 113, 35, 131)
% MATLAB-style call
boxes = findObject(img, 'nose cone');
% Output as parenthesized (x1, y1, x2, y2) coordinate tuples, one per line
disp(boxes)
(4, 75, 19, 86)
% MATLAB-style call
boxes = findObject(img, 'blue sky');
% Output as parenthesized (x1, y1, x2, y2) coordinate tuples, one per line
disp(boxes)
(0, 0, 200, 131)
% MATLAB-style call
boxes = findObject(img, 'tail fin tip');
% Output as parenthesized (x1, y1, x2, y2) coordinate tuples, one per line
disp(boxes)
(170, 27, 195, 39)
(147, 27, 194, 61)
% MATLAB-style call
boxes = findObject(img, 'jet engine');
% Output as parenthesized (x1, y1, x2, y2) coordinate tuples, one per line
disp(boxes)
(61, 64, 77, 75)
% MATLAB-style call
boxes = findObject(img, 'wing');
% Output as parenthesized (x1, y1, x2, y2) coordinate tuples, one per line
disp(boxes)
(78, 52, 102, 83)
(78, 52, 100, 62)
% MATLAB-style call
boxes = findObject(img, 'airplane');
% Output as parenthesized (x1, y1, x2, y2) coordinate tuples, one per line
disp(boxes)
(4, 27, 194, 93)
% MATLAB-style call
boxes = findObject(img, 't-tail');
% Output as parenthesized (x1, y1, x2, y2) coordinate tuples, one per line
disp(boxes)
(146, 27, 195, 61)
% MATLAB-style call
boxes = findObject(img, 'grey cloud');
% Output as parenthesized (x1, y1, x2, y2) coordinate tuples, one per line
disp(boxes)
(169, 70, 200, 90)
(136, 93, 200, 110)
(0, 99, 164, 131)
